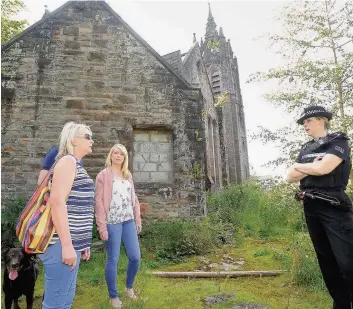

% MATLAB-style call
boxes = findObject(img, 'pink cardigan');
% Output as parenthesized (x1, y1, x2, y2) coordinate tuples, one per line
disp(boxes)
(95, 168, 141, 233)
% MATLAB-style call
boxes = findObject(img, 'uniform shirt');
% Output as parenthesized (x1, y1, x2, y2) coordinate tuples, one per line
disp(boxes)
(107, 179, 134, 224)
(296, 133, 351, 191)
(41, 146, 82, 170)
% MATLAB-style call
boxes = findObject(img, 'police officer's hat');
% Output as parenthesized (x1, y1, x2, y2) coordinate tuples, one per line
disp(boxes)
(297, 105, 332, 125)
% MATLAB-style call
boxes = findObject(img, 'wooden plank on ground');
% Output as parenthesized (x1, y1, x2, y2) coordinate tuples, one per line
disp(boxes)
(150, 270, 287, 278)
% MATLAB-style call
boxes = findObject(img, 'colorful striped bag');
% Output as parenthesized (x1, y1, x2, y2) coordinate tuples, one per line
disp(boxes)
(16, 163, 57, 254)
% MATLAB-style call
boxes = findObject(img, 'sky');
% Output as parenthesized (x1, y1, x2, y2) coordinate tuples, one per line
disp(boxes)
(17, 0, 295, 177)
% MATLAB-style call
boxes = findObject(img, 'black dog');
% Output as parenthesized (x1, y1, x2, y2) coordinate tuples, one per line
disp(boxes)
(2, 248, 39, 309)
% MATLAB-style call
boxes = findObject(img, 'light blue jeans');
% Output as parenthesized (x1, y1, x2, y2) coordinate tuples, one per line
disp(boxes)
(38, 240, 81, 309)
(106, 220, 141, 298)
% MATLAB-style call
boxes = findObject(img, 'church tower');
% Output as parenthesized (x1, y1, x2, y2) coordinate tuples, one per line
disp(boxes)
(201, 3, 249, 183)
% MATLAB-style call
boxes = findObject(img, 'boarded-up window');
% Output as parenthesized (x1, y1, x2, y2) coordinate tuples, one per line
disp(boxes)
(133, 130, 173, 183)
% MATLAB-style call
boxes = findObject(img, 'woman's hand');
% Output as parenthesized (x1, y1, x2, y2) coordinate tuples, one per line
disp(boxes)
(81, 248, 91, 261)
(100, 230, 108, 241)
(62, 244, 77, 271)
(136, 222, 142, 234)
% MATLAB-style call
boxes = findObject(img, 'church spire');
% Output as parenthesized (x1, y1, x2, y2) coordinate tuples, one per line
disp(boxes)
(219, 27, 225, 38)
(205, 2, 217, 40)
(208, 2, 214, 20)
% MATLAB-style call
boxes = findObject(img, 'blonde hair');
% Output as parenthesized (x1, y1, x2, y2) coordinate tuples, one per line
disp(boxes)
(56, 122, 92, 159)
(316, 117, 330, 130)
(58, 121, 75, 141)
(105, 144, 130, 178)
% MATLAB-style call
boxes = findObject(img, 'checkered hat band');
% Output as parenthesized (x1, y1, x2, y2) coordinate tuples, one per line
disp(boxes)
(301, 109, 326, 116)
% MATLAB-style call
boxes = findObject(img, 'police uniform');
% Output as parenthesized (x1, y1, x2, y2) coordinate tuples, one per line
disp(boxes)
(296, 106, 353, 309)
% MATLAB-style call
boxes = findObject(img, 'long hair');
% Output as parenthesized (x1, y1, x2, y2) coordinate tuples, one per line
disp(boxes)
(56, 122, 92, 159)
(105, 144, 130, 179)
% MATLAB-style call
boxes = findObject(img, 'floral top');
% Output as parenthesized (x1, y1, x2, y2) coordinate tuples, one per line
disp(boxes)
(107, 179, 134, 224)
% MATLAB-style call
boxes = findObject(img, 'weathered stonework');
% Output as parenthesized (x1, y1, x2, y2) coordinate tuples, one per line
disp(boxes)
(199, 8, 250, 184)
(1, 1, 249, 218)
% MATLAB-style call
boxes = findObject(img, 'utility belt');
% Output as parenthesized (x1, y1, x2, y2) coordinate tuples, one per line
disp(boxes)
(295, 190, 341, 207)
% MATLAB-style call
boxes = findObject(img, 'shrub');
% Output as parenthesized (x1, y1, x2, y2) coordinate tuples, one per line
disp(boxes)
(207, 180, 300, 239)
(139, 218, 227, 261)
(207, 182, 268, 229)
(1, 196, 26, 252)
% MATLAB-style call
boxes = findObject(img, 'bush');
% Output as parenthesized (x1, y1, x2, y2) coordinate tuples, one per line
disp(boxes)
(207, 180, 301, 239)
(1, 196, 26, 252)
(140, 218, 229, 261)
(207, 182, 268, 228)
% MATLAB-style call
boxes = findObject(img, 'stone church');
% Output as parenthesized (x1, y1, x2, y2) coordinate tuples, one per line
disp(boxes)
(1, 1, 249, 218)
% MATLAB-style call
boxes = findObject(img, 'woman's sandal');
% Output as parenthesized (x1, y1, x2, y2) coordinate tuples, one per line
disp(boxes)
(125, 287, 138, 300)
(110, 297, 123, 308)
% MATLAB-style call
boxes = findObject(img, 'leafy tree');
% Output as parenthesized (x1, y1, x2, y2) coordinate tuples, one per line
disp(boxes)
(1, 0, 27, 44)
(248, 0, 353, 170)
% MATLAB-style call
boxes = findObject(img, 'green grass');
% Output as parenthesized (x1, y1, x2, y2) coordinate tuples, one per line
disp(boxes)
(3, 182, 333, 308)
(7, 237, 331, 309)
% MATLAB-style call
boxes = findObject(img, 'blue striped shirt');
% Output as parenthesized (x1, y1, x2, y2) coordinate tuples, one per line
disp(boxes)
(51, 158, 95, 251)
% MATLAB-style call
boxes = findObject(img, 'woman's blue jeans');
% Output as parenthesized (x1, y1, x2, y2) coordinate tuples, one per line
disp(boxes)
(38, 240, 81, 309)
(106, 220, 141, 298)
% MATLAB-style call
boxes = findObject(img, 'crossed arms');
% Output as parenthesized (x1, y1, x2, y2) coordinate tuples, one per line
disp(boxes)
(286, 154, 343, 183)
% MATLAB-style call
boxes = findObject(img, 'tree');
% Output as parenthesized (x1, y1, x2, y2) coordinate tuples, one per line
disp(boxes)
(248, 0, 353, 169)
(1, 0, 27, 44)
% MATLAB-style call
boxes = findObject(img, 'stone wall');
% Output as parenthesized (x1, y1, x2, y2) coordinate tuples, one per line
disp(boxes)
(182, 44, 223, 189)
(1, 1, 206, 218)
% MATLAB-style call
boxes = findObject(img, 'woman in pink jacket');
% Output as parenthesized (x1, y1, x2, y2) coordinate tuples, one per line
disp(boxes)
(95, 144, 142, 308)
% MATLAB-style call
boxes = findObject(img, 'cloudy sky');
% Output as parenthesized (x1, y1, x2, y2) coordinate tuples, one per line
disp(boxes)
(18, 0, 295, 176)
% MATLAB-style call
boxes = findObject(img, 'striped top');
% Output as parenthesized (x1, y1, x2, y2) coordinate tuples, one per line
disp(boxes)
(50, 156, 95, 251)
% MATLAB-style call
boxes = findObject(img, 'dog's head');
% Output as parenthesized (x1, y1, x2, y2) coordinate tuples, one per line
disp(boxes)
(4, 248, 34, 281)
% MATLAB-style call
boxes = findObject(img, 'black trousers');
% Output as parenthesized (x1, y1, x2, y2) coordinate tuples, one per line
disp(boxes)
(303, 197, 353, 309)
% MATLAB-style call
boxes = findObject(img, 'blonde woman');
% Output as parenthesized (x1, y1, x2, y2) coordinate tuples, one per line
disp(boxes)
(38, 123, 95, 309)
(37, 122, 83, 185)
(95, 144, 142, 308)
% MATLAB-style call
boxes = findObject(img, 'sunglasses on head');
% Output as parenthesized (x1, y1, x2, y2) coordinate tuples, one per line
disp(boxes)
(83, 133, 93, 141)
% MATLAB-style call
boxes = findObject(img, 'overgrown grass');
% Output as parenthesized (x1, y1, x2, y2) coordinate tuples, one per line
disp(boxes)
(206, 181, 325, 290)
(139, 217, 234, 262)
(8, 240, 331, 309)
(207, 181, 302, 240)
(2, 180, 332, 308)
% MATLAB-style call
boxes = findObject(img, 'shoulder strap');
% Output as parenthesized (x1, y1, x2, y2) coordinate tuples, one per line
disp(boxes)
(38, 154, 78, 188)
(38, 157, 61, 188)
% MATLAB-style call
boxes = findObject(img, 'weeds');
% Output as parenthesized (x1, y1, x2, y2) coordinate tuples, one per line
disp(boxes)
(1, 196, 26, 252)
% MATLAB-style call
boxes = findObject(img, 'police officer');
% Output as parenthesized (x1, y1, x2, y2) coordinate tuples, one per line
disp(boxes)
(287, 105, 353, 309)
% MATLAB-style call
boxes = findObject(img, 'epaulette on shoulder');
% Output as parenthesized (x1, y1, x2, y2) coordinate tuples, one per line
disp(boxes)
(328, 131, 349, 141)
